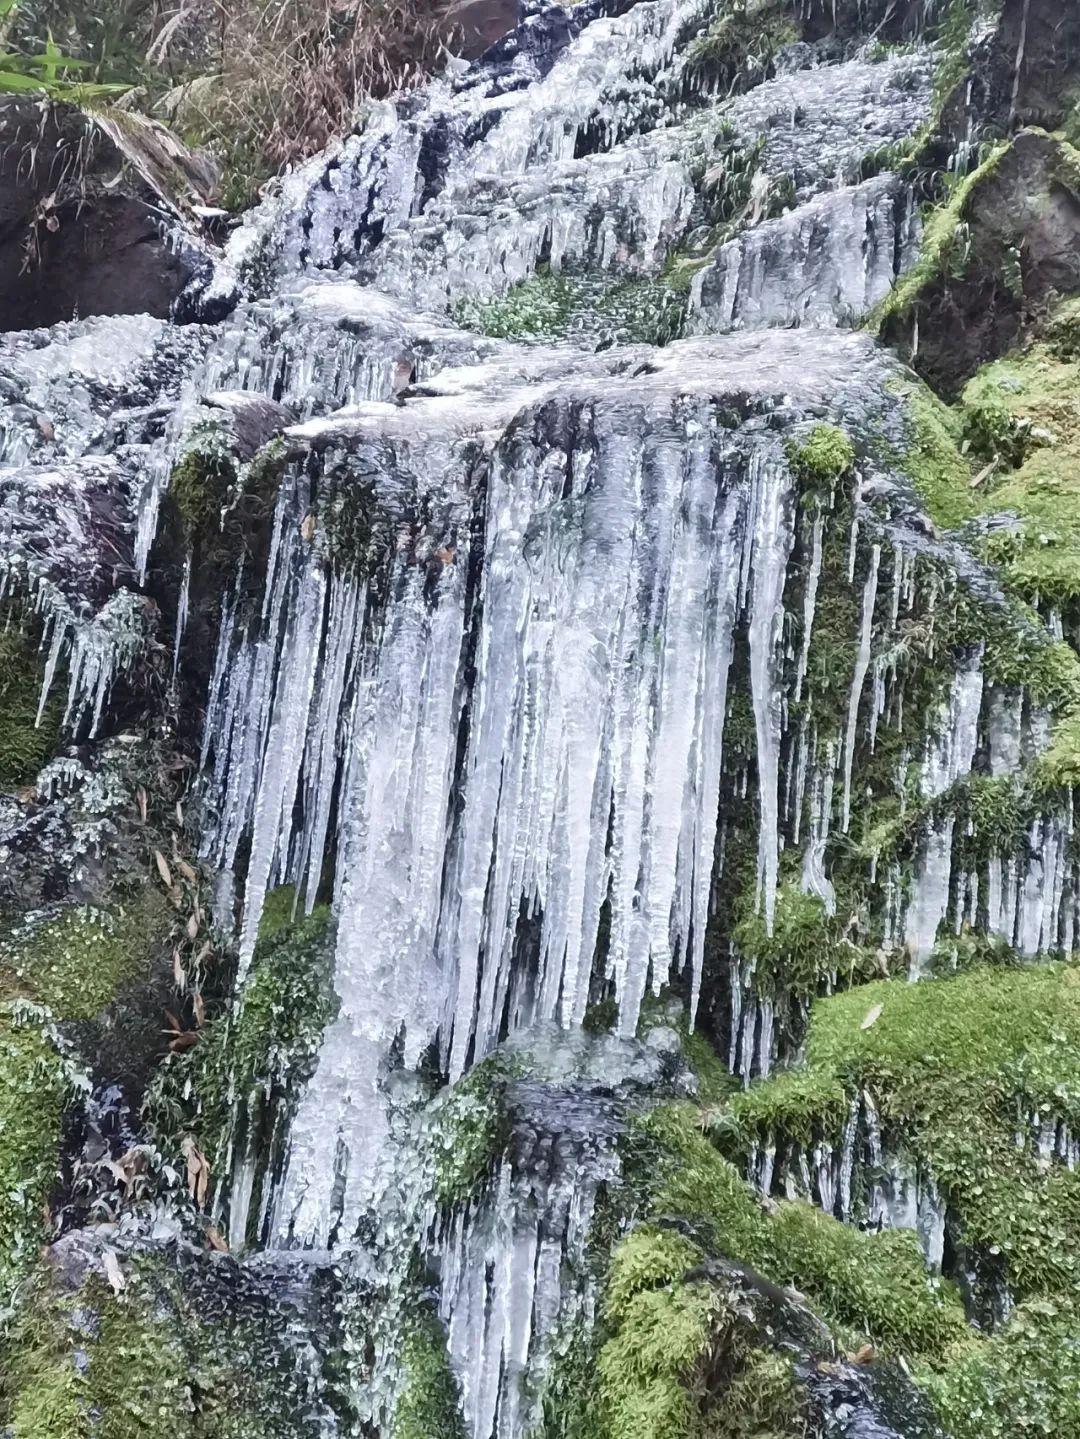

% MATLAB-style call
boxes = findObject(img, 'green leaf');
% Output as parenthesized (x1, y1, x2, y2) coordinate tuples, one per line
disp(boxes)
(0, 0, 20, 17)
(0, 70, 43, 91)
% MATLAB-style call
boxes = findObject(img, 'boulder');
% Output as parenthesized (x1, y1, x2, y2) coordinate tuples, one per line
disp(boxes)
(0, 97, 216, 332)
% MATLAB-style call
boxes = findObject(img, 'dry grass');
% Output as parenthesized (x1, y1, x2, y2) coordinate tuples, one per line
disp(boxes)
(148, 0, 450, 204)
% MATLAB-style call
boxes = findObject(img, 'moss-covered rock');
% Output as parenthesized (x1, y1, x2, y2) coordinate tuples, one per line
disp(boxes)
(0, 632, 61, 793)
(0, 1005, 72, 1309)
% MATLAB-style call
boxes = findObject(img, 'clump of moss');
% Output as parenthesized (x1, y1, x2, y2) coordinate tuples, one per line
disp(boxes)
(0, 631, 61, 792)
(0, 1006, 70, 1308)
(168, 419, 240, 548)
(2, 1252, 320, 1438)
(732, 885, 867, 999)
(962, 331, 1080, 608)
(891, 381, 976, 528)
(393, 1305, 467, 1439)
(144, 888, 336, 1239)
(632, 1103, 967, 1362)
(727, 966, 1080, 1300)
(926, 1297, 1080, 1439)
(0, 891, 170, 1023)
(454, 269, 687, 348)
(686, 2, 799, 96)
(786, 424, 855, 492)
(426, 1051, 517, 1209)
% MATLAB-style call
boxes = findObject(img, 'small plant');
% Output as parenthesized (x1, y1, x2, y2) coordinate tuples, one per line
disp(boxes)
(0, 0, 129, 98)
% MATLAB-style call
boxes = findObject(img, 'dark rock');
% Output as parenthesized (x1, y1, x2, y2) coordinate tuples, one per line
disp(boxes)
(880, 128, 1080, 395)
(0, 98, 215, 332)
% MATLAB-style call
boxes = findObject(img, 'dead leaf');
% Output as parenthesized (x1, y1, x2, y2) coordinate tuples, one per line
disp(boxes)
(205, 1224, 229, 1253)
(175, 800, 184, 826)
(194, 940, 212, 969)
(172, 948, 187, 992)
(176, 856, 197, 886)
(182, 1137, 210, 1207)
(848, 1343, 875, 1365)
(301, 511, 316, 543)
(34, 412, 55, 442)
(102, 1247, 126, 1295)
(163, 1008, 183, 1034)
(135, 785, 147, 823)
(169, 1030, 199, 1053)
(860, 1003, 883, 1031)
(970, 458, 999, 489)
(153, 848, 173, 889)
(186, 911, 199, 941)
(193, 990, 206, 1028)
(434, 546, 456, 566)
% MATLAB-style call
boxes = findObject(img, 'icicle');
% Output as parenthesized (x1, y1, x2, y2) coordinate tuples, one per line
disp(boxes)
(841, 544, 880, 833)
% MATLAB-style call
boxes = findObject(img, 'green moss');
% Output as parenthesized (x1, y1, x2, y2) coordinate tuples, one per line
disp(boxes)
(3, 1256, 319, 1437)
(169, 418, 239, 546)
(961, 332, 1080, 607)
(453, 269, 687, 347)
(633, 1104, 967, 1362)
(393, 1305, 467, 1439)
(786, 424, 855, 491)
(0, 631, 61, 792)
(686, 2, 798, 95)
(427, 1051, 517, 1209)
(927, 1297, 1080, 1439)
(732, 885, 868, 999)
(870, 143, 1008, 336)
(596, 1228, 716, 1439)
(732, 967, 1080, 1299)
(169, 427, 286, 571)
(0, 1006, 70, 1309)
(892, 381, 976, 528)
(0, 891, 169, 1023)
(144, 890, 336, 1238)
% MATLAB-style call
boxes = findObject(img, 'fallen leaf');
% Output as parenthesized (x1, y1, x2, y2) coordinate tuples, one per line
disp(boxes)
(172, 948, 186, 992)
(102, 1248, 126, 1295)
(163, 1008, 183, 1034)
(848, 1343, 875, 1365)
(205, 1224, 229, 1253)
(175, 800, 184, 825)
(194, 940, 212, 969)
(434, 546, 456, 566)
(193, 990, 206, 1028)
(186, 911, 199, 941)
(860, 1003, 883, 1031)
(135, 786, 147, 822)
(176, 856, 197, 886)
(182, 1138, 210, 1207)
(153, 848, 173, 889)
(301, 511, 316, 543)
(169, 1031, 199, 1053)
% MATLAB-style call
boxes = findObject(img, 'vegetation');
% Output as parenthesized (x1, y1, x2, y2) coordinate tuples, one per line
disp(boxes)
(0, 631, 61, 792)
(393, 1305, 467, 1439)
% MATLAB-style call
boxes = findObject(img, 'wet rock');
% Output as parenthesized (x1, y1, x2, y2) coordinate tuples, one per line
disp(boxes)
(879, 128, 1080, 394)
(0, 97, 214, 332)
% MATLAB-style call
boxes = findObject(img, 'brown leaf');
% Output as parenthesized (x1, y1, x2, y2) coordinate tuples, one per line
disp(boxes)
(163, 1008, 183, 1034)
(434, 546, 456, 566)
(172, 948, 186, 992)
(301, 511, 316, 543)
(176, 856, 197, 886)
(194, 940, 212, 969)
(175, 800, 184, 826)
(848, 1344, 875, 1366)
(185, 911, 199, 941)
(205, 1224, 230, 1253)
(135, 785, 147, 823)
(153, 848, 173, 889)
(193, 990, 206, 1028)
(34, 412, 55, 442)
(169, 1031, 199, 1053)
(182, 1137, 210, 1208)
